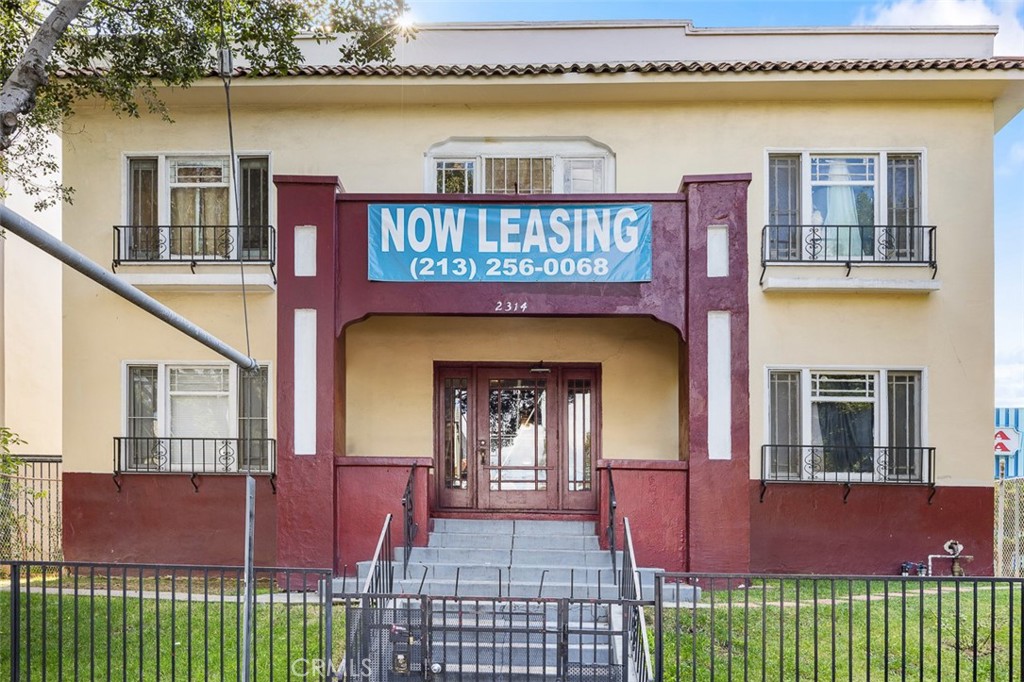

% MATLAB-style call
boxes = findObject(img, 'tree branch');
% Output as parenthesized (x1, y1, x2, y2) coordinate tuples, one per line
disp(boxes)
(0, 0, 91, 150)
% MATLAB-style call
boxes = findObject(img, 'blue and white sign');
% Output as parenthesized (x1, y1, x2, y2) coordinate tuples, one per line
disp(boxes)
(368, 203, 653, 282)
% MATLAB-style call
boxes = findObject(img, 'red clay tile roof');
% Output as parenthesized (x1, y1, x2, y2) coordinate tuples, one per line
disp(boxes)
(57, 57, 1024, 79)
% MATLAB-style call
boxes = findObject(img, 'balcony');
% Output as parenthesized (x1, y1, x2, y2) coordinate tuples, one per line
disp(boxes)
(113, 437, 276, 477)
(111, 225, 276, 292)
(759, 225, 939, 293)
(761, 444, 935, 488)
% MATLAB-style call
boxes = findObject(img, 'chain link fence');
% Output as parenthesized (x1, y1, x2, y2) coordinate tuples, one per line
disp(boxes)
(995, 476, 1024, 577)
(0, 454, 62, 561)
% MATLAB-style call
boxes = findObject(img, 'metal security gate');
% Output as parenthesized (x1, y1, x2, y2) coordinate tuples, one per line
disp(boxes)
(337, 594, 645, 682)
(996, 477, 1024, 577)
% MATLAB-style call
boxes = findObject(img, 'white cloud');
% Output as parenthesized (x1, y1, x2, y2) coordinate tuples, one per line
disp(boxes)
(858, 0, 1024, 55)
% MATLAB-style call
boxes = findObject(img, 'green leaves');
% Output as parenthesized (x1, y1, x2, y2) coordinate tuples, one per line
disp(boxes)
(0, 0, 405, 209)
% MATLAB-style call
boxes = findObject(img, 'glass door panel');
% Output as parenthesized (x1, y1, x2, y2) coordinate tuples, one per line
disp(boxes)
(476, 370, 558, 510)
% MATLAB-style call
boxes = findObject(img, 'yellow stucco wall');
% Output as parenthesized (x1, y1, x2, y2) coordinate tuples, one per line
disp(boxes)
(62, 95, 995, 485)
(344, 316, 680, 459)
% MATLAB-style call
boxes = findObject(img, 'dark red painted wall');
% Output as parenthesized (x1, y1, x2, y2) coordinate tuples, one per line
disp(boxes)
(599, 460, 688, 571)
(750, 483, 994, 576)
(335, 458, 431, 575)
(64, 473, 278, 565)
(274, 175, 341, 570)
(682, 175, 753, 574)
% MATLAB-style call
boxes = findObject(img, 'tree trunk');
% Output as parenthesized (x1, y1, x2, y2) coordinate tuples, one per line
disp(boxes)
(0, 0, 91, 151)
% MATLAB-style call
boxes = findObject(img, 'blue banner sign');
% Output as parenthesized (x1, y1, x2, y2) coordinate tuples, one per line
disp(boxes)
(368, 203, 653, 282)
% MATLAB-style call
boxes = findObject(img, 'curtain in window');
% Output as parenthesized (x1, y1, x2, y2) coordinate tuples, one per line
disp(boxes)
(170, 187, 230, 258)
(168, 367, 231, 471)
(812, 401, 874, 475)
(169, 160, 230, 258)
(822, 159, 862, 259)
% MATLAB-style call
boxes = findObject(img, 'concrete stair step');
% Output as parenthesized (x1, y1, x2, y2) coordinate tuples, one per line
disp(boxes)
(429, 637, 614, 666)
(431, 519, 597, 536)
(426, 532, 601, 551)
(394, 578, 629, 599)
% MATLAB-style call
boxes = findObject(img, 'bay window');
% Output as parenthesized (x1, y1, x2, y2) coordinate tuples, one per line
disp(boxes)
(119, 363, 272, 474)
(765, 368, 929, 483)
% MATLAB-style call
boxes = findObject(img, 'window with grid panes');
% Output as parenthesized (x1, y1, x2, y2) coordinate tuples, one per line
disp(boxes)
(766, 152, 924, 262)
(766, 368, 924, 482)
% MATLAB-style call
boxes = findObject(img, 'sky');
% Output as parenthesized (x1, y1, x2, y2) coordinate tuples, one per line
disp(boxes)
(406, 0, 1024, 406)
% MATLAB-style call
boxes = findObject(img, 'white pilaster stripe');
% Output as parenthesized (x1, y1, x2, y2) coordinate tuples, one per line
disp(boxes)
(294, 309, 317, 455)
(707, 311, 732, 460)
(294, 225, 317, 277)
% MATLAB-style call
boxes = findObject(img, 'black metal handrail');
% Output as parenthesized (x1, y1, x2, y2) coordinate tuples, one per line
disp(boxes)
(112, 225, 275, 266)
(606, 467, 618, 584)
(761, 444, 936, 485)
(401, 463, 418, 580)
(360, 513, 394, 595)
(762, 224, 936, 266)
(113, 437, 276, 475)
(620, 518, 652, 681)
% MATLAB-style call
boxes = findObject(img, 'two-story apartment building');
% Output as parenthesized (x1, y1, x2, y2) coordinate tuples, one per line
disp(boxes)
(60, 21, 1024, 575)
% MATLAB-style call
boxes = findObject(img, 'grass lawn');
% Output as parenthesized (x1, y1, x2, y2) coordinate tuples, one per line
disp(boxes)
(655, 578, 1024, 681)
(0, 588, 342, 681)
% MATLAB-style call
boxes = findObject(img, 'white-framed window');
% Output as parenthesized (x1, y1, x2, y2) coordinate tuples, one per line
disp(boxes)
(121, 362, 272, 473)
(122, 153, 272, 262)
(765, 368, 927, 483)
(426, 138, 615, 194)
(765, 150, 928, 263)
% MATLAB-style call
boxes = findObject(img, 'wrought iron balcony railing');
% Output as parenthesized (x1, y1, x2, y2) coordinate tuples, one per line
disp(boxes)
(761, 224, 936, 269)
(112, 225, 275, 268)
(761, 444, 935, 486)
(114, 437, 276, 476)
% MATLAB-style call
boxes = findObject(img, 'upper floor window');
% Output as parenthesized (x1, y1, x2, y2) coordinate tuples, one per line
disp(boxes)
(764, 151, 933, 265)
(426, 138, 615, 195)
(764, 368, 931, 484)
(117, 154, 273, 264)
(117, 362, 273, 474)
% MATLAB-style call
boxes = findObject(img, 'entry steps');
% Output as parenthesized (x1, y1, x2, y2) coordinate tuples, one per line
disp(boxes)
(351, 518, 663, 599)
(342, 518, 696, 682)
(347, 598, 627, 682)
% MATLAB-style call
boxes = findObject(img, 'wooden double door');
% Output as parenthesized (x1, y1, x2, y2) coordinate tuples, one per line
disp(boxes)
(435, 364, 599, 512)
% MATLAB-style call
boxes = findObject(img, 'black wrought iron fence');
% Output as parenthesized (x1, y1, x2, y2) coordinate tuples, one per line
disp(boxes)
(114, 437, 276, 475)
(339, 593, 636, 682)
(0, 456, 62, 562)
(761, 224, 936, 265)
(0, 560, 332, 681)
(112, 225, 275, 266)
(761, 444, 936, 485)
(655, 573, 1024, 682)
